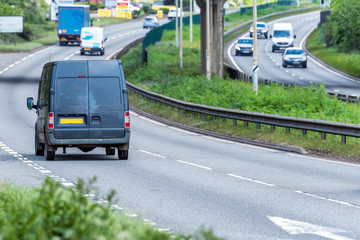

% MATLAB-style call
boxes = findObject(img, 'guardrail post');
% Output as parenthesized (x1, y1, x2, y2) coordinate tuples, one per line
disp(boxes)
(302, 130, 307, 136)
(213, 116, 216, 121)
(286, 128, 290, 132)
(257, 123, 261, 129)
(200, 113, 203, 119)
(233, 119, 237, 126)
(171, 105, 174, 110)
(222, 117, 226, 122)
(270, 125, 275, 132)
(321, 132, 326, 140)
(341, 135, 346, 144)
(244, 121, 249, 127)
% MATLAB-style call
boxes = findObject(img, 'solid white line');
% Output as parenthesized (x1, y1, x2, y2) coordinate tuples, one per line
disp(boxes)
(295, 191, 360, 209)
(139, 116, 166, 126)
(177, 160, 212, 170)
(287, 153, 360, 167)
(139, 149, 166, 159)
(228, 173, 276, 187)
(62, 182, 75, 187)
(202, 135, 235, 144)
(169, 126, 198, 135)
(235, 142, 278, 152)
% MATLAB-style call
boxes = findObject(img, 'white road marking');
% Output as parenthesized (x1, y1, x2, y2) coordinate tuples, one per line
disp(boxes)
(228, 173, 275, 187)
(177, 160, 212, 170)
(139, 149, 166, 159)
(169, 126, 198, 135)
(287, 153, 360, 167)
(139, 116, 166, 126)
(295, 191, 360, 209)
(235, 142, 278, 152)
(202, 135, 234, 144)
(268, 216, 353, 240)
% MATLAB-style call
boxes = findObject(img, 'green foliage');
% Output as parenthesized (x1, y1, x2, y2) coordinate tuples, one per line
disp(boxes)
(90, 3, 105, 11)
(123, 42, 360, 124)
(307, 28, 360, 77)
(142, 5, 150, 13)
(322, 0, 360, 52)
(0, 178, 224, 240)
(160, 7, 170, 14)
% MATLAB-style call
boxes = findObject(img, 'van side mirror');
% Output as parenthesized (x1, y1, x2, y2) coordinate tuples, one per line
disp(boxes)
(294, 34, 296, 38)
(270, 34, 272, 38)
(104, 37, 108, 42)
(27, 97, 37, 110)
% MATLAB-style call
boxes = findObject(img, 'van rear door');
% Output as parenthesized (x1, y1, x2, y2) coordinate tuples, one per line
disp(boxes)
(88, 61, 125, 138)
(54, 61, 90, 139)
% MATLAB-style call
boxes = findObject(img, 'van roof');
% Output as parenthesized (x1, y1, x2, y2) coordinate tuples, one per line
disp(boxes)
(272, 23, 293, 30)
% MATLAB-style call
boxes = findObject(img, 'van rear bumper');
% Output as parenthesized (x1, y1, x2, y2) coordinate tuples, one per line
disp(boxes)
(81, 47, 104, 54)
(46, 131, 130, 147)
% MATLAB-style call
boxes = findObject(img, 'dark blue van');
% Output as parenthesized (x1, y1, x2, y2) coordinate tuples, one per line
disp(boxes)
(27, 60, 130, 160)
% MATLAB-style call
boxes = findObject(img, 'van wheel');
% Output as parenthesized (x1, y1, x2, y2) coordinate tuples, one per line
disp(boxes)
(35, 135, 44, 156)
(106, 148, 115, 155)
(80, 51, 84, 55)
(44, 142, 55, 161)
(118, 149, 128, 160)
(101, 51, 104, 56)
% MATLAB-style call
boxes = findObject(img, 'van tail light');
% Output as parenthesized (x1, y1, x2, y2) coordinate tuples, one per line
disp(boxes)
(48, 112, 54, 129)
(80, 40, 82, 45)
(101, 41, 103, 48)
(125, 111, 130, 128)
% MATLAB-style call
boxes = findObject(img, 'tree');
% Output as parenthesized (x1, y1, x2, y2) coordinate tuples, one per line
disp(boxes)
(323, 0, 360, 52)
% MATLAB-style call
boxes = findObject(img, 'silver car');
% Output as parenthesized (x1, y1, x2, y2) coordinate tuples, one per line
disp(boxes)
(249, 22, 269, 39)
(234, 38, 253, 56)
(282, 47, 307, 68)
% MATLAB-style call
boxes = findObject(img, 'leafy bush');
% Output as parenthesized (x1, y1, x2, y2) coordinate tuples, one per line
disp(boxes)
(0, 177, 224, 240)
(322, 0, 360, 52)
(90, 3, 105, 11)
(160, 7, 170, 14)
(142, 5, 150, 13)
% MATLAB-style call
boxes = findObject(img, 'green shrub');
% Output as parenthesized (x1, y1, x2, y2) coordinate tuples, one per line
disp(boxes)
(160, 7, 170, 14)
(142, 5, 150, 13)
(90, 3, 105, 11)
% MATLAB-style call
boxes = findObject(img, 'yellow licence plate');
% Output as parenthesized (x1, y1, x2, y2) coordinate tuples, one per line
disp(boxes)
(84, 48, 91, 50)
(60, 118, 83, 124)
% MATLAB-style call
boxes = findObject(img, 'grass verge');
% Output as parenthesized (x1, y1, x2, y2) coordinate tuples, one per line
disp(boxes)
(306, 28, 360, 78)
(0, 177, 224, 239)
(121, 5, 360, 162)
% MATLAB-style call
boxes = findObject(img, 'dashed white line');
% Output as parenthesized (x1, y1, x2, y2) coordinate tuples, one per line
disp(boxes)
(228, 173, 276, 187)
(139, 149, 166, 159)
(177, 160, 212, 170)
(295, 191, 360, 209)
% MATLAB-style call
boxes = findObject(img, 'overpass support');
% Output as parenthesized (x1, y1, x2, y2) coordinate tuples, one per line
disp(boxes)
(195, 0, 227, 79)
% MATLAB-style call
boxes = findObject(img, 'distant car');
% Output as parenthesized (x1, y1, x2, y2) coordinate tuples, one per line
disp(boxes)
(234, 38, 253, 56)
(143, 16, 159, 29)
(128, 3, 141, 11)
(282, 47, 307, 68)
(249, 22, 268, 38)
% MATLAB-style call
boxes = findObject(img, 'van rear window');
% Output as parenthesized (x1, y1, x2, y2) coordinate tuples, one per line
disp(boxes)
(89, 77, 121, 105)
(56, 61, 88, 78)
(88, 61, 120, 77)
(56, 78, 88, 105)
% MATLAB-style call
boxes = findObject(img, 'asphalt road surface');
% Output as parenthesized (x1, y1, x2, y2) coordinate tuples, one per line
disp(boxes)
(1, 14, 360, 240)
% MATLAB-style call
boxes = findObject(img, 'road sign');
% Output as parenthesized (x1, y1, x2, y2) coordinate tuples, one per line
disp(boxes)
(117, 0, 129, 9)
(252, 65, 259, 72)
(0, 16, 23, 33)
(51, 0, 75, 21)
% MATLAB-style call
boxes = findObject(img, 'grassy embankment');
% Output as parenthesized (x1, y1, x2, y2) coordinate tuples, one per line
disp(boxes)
(306, 28, 360, 78)
(121, 6, 360, 162)
(0, 177, 222, 239)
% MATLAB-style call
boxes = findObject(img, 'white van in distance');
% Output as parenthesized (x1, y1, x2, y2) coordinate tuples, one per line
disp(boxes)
(270, 23, 296, 52)
(80, 27, 107, 55)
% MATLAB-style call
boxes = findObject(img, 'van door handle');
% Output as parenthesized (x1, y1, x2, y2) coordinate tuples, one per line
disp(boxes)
(92, 116, 101, 124)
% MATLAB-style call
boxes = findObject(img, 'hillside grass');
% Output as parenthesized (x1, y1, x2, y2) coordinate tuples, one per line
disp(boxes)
(307, 28, 360, 78)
